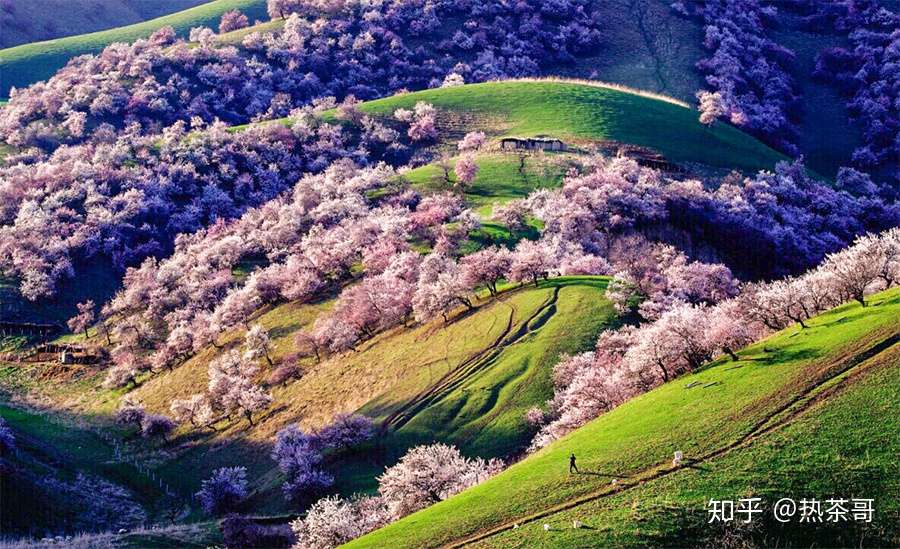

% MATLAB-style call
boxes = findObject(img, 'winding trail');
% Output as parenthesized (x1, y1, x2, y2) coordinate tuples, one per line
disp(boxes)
(381, 286, 561, 433)
(444, 331, 900, 548)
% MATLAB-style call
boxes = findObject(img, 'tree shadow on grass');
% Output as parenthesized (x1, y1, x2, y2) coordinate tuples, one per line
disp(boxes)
(751, 347, 821, 367)
(574, 470, 627, 479)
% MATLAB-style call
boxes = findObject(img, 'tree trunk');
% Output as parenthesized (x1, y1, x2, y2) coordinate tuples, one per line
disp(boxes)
(725, 347, 738, 361)
(656, 361, 669, 382)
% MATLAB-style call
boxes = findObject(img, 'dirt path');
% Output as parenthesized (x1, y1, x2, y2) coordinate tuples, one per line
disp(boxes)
(445, 332, 900, 548)
(382, 286, 561, 433)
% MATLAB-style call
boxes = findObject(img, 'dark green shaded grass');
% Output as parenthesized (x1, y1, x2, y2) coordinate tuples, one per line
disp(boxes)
(0, 403, 169, 535)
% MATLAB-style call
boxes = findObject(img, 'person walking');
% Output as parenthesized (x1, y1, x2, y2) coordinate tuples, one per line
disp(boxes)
(569, 452, 578, 473)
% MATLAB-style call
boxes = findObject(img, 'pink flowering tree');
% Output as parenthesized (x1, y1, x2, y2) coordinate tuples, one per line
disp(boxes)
(457, 131, 486, 152)
(459, 246, 512, 296)
(291, 495, 389, 548)
(67, 300, 95, 338)
(377, 443, 503, 519)
(454, 154, 479, 188)
(219, 9, 249, 33)
(507, 240, 557, 287)
(244, 324, 274, 367)
(170, 394, 214, 427)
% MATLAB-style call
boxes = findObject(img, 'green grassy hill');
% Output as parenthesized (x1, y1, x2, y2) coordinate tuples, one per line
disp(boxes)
(0, 0, 268, 98)
(349, 287, 900, 548)
(0, 0, 211, 49)
(253, 80, 789, 174)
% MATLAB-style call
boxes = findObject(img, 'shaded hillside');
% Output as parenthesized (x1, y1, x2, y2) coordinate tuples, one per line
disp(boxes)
(0, 0, 211, 48)
(0, 278, 617, 519)
(0, 0, 268, 97)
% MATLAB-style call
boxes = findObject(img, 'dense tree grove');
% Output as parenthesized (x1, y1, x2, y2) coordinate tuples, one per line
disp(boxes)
(528, 228, 900, 448)
(525, 157, 897, 280)
(0, 118, 361, 300)
(675, 0, 800, 153)
(0, 0, 601, 152)
(0, 0, 604, 300)
(101, 160, 476, 380)
(290, 443, 502, 549)
(96, 152, 897, 387)
(805, 1, 899, 179)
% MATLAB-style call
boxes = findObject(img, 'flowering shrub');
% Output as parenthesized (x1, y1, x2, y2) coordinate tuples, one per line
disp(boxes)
(197, 466, 249, 515)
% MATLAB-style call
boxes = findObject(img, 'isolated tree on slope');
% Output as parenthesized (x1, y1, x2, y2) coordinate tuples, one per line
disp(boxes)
(377, 443, 503, 519)
(412, 254, 475, 323)
(291, 495, 389, 548)
(244, 324, 274, 367)
(67, 300, 95, 339)
(459, 246, 512, 297)
(141, 414, 176, 442)
(207, 350, 273, 425)
(170, 394, 214, 427)
(197, 466, 248, 515)
(507, 240, 556, 287)
(272, 424, 333, 502)
(318, 413, 375, 450)
(103, 350, 149, 389)
(457, 131, 486, 152)
(454, 154, 479, 188)
(697, 90, 727, 125)
(219, 10, 249, 33)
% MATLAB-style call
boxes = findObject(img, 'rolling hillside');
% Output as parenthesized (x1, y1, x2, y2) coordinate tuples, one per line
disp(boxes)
(0, 0, 268, 97)
(0, 278, 617, 524)
(0, 0, 868, 175)
(253, 79, 790, 175)
(349, 287, 900, 548)
(0, 0, 211, 49)
(0, 78, 784, 333)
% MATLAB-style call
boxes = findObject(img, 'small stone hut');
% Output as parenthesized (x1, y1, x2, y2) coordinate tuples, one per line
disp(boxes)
(500, 137, 566, 152)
